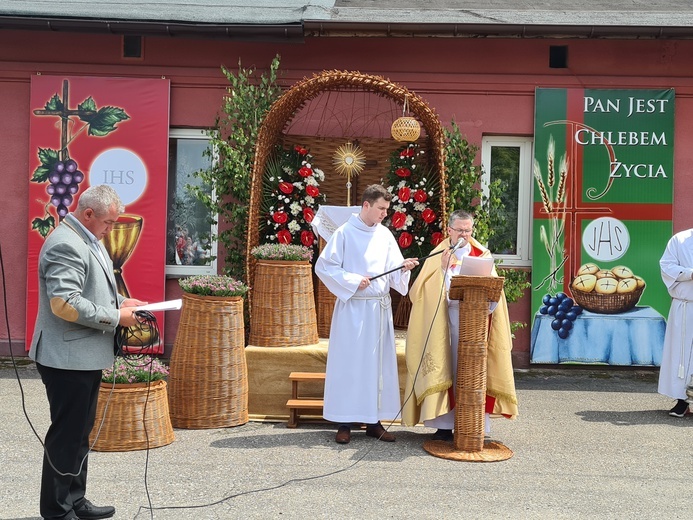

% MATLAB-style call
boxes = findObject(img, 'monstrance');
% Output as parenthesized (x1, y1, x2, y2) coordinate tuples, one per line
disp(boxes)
(333, 142, 366, 204)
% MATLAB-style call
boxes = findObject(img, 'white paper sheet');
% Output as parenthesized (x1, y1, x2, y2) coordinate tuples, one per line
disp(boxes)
(135, 299, 182, 312)
(458, 256, 494, 276)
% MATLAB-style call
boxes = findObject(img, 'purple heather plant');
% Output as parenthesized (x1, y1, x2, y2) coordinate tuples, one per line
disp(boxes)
(178, 274, 249, 297)
(102, 355, 169, 384)
(250, 243, 313, 262)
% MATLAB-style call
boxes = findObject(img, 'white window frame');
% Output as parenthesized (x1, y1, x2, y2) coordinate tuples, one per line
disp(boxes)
(165, 128, 218, 278)
(480, 136, 534, 267)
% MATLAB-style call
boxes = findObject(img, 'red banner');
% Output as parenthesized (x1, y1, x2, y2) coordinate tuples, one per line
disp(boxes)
(26, 75, 171, 353)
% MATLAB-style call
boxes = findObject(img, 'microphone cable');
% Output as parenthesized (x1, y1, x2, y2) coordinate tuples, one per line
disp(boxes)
(136, 246, 453, 518)
(0, 240, 158, 520)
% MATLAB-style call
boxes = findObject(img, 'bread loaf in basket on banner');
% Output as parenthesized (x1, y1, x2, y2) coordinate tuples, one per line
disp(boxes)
(571, 263, 645, 314)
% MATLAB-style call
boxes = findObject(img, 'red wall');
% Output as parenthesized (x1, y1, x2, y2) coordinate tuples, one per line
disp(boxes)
(3, 30, 693, 366)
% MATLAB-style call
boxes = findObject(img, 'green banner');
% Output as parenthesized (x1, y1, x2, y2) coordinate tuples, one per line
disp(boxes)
(530, 88, 674, 365)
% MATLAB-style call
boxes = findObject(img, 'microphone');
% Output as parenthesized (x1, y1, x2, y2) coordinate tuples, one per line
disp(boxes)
(450, 238, 466, 252)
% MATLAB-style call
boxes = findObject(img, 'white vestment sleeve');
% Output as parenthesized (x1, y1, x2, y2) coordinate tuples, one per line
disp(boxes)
(315, 228, 362, 303)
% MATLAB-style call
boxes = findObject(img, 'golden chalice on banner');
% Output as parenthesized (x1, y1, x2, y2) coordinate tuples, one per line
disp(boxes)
(101, 214, 158, 347)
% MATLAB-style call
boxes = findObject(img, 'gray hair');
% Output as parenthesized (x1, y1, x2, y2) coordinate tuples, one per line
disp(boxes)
(448, 210, 473, 227)
(76, 185, 124, 215)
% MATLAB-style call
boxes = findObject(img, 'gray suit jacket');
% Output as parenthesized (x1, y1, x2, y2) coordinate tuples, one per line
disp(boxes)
(29, 213, 124, 370)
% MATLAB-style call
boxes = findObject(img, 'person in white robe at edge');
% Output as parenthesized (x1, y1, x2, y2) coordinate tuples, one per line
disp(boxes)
(315, 184, 419, 444)
(659, 228, 693, 417)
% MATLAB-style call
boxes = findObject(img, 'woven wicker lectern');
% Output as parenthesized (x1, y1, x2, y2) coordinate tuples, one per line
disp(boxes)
(423, 275, 513, 462)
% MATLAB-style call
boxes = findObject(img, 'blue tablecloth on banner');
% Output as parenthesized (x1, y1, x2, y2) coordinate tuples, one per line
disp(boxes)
(530, 306, 666, 366)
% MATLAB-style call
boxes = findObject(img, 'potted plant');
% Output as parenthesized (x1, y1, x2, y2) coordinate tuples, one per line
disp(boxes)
(169, 274, 249, 429)
(89, 355, 174, 452)
(250, 243, 314, 263)
(248, 243, 318, 347)
(178, 274, 249, 299)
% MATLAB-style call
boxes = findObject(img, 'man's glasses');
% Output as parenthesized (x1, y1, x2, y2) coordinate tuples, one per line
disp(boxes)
(449, 227, 473, 234)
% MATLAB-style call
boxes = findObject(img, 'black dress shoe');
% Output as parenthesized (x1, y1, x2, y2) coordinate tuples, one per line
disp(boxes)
(669, 399, 690, 418)
(43, 511, 79, 520)
(74, 499, 115, 520)
(365, 422, 395, 442)
(431, 429, 454, 441)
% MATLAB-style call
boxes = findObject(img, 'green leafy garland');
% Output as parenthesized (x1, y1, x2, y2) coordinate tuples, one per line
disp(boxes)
(190, 55, 282, 280)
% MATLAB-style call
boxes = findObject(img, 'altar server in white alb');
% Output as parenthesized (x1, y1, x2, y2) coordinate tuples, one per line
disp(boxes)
(659, 228, 693, 417)
(316, 184, 419, 444)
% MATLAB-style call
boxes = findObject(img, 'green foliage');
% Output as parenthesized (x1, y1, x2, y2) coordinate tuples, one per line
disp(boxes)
(497, 267, 531, 304)
(190, 55, 282, 280)
(444, 121, 528, 308)
(444, 120, 506, 246)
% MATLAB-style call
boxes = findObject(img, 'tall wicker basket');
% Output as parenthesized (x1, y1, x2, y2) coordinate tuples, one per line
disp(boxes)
(168, 293, 248, 429)
(249, 259, 319, 347)
(89, 380, 174, 452)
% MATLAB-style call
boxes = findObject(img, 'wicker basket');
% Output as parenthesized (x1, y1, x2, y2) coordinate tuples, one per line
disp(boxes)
(571, 284, 644, 314)
(249, 259, 319, 347)
(168, 293, 248, 429)
(391, 116, 422, 142)
(89, 379, 174, 452)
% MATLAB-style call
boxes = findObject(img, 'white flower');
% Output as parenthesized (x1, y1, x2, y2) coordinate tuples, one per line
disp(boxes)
(293, 181, 304, 189)
(290, 202, 301, 215)
(406, 215, 414, 227)
(414, 202, 426, 212)
(387, 186, 394, 193)
(284, 197, 290, 203)
(305, 162, 312, 169)
(269, 177, 275, 182)
(288, 220, 301, 232)
(393, 204, 404, 212)
(398, 180, 406, 188)
(305, 195, 315, 205)
(411, 164, 416, 170)
(305, 177, 317, 186)
(313, 168, 325, 181)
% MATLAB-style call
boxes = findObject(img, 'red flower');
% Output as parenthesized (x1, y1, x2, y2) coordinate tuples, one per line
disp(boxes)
(303, 207, 315, 223)
(391, 211, 407, 229)
(279, 182, 294, 195)
(398, 186, 411, 203)
(294, 146, 308, 155)
(413, 189, 427, 203)
(431, 232, 443, 246)
(301, 230, 315, 247)
(298, 166, 313, 178)
(272, 211, 288, 224)
(422, 208, 436, 224)
(306, 185, 320, 197)
(277, 230, 292, 244)
(398, 232, 413, 249)
(400, 147, 415, 158)
(395, 167, 411, 178)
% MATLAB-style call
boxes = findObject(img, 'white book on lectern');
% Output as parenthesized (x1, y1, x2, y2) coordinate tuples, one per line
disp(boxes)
(458, 256, 494, 276)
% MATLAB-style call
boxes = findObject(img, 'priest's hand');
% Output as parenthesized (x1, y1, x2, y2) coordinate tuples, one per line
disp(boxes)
(358, 277, 371, 290)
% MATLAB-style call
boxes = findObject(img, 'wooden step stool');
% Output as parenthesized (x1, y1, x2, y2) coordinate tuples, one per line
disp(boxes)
(286, 372, 325, 428)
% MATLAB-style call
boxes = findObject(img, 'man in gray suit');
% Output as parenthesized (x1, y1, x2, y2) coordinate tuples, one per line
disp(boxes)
(29, 184, 146, 520)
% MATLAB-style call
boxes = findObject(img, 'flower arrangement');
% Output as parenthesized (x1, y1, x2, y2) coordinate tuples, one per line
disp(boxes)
(383, 142, 443, 260)
(102, 355, 169, 384)
(178, 274, 249, 297)
(251, 243, 314, 262)
(260, 145, 327, 257)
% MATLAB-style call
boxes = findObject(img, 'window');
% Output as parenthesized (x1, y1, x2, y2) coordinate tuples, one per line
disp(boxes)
(165, 128, 217, 277)
(480, 136, 533, 266)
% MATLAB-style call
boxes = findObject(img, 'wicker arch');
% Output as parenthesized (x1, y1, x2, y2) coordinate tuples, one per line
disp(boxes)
(245, 70, 448, 297)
